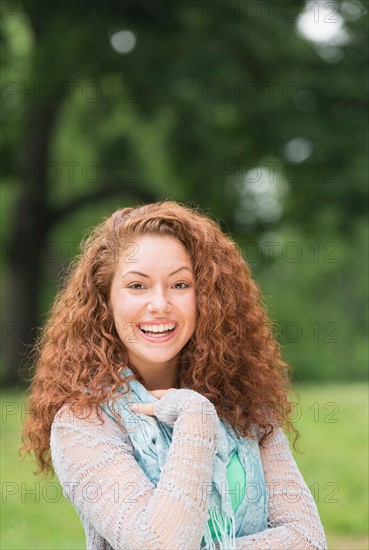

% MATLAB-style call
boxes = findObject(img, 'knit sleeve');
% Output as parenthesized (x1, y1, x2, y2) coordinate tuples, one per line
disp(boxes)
(232, 427, 327, 550)
(50, 389, 219, 550)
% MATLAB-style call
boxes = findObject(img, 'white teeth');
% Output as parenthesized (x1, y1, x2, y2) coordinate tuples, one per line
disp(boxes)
(139, 323, 176, 333)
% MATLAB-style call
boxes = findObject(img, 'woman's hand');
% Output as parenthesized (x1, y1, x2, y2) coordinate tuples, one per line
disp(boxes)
(129, 388, 177, 417)
(129, 388, 219, 436)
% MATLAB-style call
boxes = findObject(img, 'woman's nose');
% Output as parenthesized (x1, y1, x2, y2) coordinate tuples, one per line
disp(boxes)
(147, 287, 171, 312)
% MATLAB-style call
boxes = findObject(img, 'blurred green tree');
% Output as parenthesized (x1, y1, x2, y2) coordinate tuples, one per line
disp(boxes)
(1, 0, 367, 385)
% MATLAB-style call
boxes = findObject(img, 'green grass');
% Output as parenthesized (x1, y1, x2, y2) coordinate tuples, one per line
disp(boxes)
(291, 383, 368, 549)
(1, 383, 368, 549)
(1, 391, 84, 550)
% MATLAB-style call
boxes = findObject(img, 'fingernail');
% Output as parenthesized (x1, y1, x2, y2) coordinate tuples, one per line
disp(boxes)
(129, 404, 138, 412)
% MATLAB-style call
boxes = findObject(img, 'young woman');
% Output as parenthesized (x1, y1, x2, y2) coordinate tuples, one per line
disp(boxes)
(21, 200, 327, 549)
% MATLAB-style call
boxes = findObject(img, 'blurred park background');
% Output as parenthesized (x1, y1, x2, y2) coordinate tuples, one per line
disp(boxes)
(1, 0, 368, 548)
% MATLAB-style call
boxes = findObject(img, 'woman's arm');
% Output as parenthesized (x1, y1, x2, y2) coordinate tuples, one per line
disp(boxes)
(232, 427, 327, 550)
(50, 389, 219, 550)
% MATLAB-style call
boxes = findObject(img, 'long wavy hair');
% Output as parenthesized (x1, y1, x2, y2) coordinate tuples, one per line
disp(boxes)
(21, 200, 299, 475)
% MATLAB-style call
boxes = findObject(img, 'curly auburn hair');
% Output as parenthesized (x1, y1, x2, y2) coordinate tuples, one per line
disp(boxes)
(21, 200, 299, 475)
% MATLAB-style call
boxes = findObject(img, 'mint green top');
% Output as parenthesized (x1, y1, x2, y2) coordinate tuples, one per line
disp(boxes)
(204, 451, 246, 542)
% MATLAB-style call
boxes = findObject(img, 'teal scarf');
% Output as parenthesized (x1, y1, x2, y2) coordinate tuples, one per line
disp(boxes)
(101, 367, 268, 549)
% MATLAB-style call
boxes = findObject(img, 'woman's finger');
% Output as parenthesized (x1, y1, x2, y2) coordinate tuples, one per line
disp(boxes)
(129, 388, 177, 417)
(129, 402, 156, 416)
(150, 388, 177, 399)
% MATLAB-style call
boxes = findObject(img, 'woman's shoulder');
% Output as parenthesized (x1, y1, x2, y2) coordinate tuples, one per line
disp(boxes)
(51, 401, 132, 445)
(252, 419, 285, 445)
(52, 402, 100, 425)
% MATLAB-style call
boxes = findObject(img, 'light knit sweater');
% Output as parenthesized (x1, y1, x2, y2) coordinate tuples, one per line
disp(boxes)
(50, 388, 327, 550)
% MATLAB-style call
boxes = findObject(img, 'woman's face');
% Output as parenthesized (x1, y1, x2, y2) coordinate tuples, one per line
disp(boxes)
(109, 234, 197, 386)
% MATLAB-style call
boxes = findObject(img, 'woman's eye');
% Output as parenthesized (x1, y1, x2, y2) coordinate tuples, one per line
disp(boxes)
(128, 283, 145, 290)
(173, 282, 189, 289)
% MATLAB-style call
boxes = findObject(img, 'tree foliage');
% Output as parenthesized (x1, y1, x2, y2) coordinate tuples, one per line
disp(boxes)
(1, 0, 367, 384)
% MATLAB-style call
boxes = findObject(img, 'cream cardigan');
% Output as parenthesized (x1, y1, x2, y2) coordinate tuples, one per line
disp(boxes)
(50, 389, 327, 549)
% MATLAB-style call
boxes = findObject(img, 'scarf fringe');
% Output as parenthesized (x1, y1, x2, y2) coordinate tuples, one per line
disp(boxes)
(202, 506, 236, 550)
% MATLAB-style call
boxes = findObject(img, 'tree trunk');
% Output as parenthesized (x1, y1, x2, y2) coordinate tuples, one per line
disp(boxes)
(2, 102, 57, 387)
(2, 206, 46, 387)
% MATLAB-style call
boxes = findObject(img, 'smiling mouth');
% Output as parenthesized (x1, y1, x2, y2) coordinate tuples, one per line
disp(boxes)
(138, 325, 177, 339)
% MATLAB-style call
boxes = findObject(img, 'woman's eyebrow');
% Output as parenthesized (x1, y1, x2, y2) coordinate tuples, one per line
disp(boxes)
(121, 266, 192, 279)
